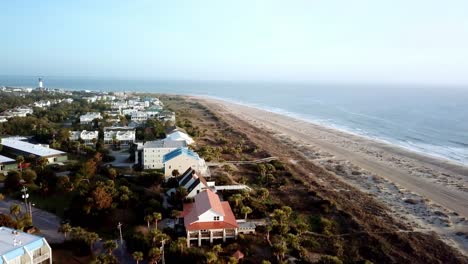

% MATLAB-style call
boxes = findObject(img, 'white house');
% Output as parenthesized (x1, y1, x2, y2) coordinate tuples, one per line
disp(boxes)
(33, 100, 51, 108)
(162, 148, 209, 179)
(79, 112, 102, 124)
(181, 189, 238, 247)
(0, 226, 52, 264)
(143, 140, 187, 169)
(103, 127, 135, 145)
(131, 111, 148, 122)
(167, 167, 215, 198)
(69, 130, 99, 145)
(165, 130, 194, 145)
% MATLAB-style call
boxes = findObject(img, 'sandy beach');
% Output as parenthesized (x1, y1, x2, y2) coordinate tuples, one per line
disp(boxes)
(197, 97, 468, 254)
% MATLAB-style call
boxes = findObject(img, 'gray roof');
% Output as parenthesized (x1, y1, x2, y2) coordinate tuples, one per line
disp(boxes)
(143, 139, 187, 148)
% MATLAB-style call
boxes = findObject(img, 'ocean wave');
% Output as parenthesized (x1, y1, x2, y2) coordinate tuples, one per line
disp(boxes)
(198, 94, 468, 166)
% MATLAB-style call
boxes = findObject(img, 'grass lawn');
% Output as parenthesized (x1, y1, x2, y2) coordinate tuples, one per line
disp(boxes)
(30, 192, 75, 218)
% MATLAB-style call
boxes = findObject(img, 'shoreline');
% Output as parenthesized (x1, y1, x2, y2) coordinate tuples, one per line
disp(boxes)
(194, 96, 468, 254)
(200, 95, 468, 167)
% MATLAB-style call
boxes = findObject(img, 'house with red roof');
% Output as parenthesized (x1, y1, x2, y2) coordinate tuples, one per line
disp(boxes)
(181, 189, 238, 247)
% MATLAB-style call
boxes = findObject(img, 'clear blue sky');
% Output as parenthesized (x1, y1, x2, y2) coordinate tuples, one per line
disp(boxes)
(2, 0, 468, 84)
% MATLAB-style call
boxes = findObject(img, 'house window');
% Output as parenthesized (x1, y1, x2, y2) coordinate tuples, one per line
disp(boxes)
(214, 216, 220, 221)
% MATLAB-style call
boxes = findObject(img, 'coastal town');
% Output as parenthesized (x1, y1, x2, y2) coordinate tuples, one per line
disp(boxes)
(0, 79, 466, 264)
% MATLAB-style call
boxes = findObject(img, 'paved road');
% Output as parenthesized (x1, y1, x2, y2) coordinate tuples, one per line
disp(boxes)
(0, 199, 64, 243)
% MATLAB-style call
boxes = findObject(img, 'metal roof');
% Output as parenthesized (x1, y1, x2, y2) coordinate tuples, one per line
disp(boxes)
(0, 155, 15, 164)
(162, 147, 199, 163)
(0, 227, 46, 261)
(1, 138, 65, 157)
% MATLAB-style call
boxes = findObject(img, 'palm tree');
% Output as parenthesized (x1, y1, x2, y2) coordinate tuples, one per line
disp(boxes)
(176, 237, 187, 254)
(132, 251, 144, 264)
(152, 212, 162, 229)
(212, 244, 223, 256)
(58, 223, 72, 239)
(272, 240, 287, 262)
(148, 247, 161, 264)
(144, 215, 153, 229)
(103, 240, 118, 255)
(257, 188, 269, 200)
(85, 232, 100, 255)
(16, 155, 25, 171)
(205, 251, 217, 264)
(9, 204, 21, 220)
(241, 206, 252, 220)
(229, 194, 243, 208)
(37, 157, 49, 171)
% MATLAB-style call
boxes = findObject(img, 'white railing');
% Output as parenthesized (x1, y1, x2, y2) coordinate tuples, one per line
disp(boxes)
(33, 253, 50, 264)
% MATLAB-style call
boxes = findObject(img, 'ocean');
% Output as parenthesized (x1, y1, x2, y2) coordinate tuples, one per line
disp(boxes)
(1, 76, 467, 165)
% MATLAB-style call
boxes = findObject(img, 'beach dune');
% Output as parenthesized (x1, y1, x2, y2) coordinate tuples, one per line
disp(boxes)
(197, 97, 468, 254)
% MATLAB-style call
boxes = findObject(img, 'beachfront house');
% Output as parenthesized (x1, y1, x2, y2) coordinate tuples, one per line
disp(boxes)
(0, 226, 52, 264)
(131, 111, 148, 122)
(79, 112, 102, 124)
(69, 130, 99, 145)
(180, 189, 238, 247)
(103, 126, 136, 146)
(0, 155, 17, 174)
(167, 167, 215, 198)
(1, 137, 68, 164)
(162, 148, 209, 179)
(165, 130, 194, 145)
(142, 140, 187, 169)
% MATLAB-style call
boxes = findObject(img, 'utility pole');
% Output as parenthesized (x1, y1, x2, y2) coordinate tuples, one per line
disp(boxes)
(21, 186, 29, 216)
(117, 222, 123, 245)
(160, 239, 166, 264)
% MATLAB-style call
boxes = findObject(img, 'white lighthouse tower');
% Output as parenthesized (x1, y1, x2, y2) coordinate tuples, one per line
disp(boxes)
(38, 77, 43, 89)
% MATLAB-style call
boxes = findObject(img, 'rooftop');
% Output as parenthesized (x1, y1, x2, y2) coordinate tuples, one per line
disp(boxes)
(144, 139, 187, 149)
(0, 155, 15, 164)
(1, 138, 65, 157)
(162, 147, 199, 163)
(0, 227, 46, 258)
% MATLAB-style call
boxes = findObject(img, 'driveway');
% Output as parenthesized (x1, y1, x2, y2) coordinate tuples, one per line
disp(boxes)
(0, 199, 64, 243)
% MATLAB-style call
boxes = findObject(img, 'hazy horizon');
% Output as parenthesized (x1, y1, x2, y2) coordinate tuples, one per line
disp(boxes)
(2, 1, 468, 85)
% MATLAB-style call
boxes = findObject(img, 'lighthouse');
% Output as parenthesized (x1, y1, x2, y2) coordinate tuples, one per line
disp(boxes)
(38, 77, 43, 89)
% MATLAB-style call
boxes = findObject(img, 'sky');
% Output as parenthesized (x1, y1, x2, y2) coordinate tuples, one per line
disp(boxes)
(1, 0, 468, 85)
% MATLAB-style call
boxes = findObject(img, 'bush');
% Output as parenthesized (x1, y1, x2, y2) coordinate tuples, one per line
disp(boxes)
(22, 169, 37, 184)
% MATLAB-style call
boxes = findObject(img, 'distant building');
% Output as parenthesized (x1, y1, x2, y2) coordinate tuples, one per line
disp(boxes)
(162, 148, 209, 179)
(79, 112, 102, 124)
(165, 130, 194, 145)
(69, 130, 99, 145)
(0, 226, 52, 264)
(1, 137, 67, 164)
(103, 127, 135, 145)
(0, 155, 17, 174)
(131, 111, 148, 122)
(38, 77, 43, 89)
(181, 189, 238, 247)
(142, 140, 187, 169)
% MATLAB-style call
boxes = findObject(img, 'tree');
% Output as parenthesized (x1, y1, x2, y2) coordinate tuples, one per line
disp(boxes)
(80, 158, 97, 179)
(212, 244, 223, 256)
(145, 215, 153, 229)
(171, 169, 180, 177)
(58, 223, 72, 239)
(205, 251, 217, 264)
(22, 169, 37, 184)
(132, 251, 144, 264)
(9, 204, 21, 221)
(241, 206, 252, 220)
(175, 237, 187, 254)
(257, 188, 269, 200)
(148, 247, 162, 264)
(36, 157, 49, 171)
(229, 194, 243, 208)
(107, 168, 117, 181)
(272, 240, 287, 262)
(85, 231, 100, 255)
(318, 255, 343, 264)
(103, 240, 118, 255)
(152, 212, 162, 229)
(4, 171, 22, 191)
(16, 155, 25, 171)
